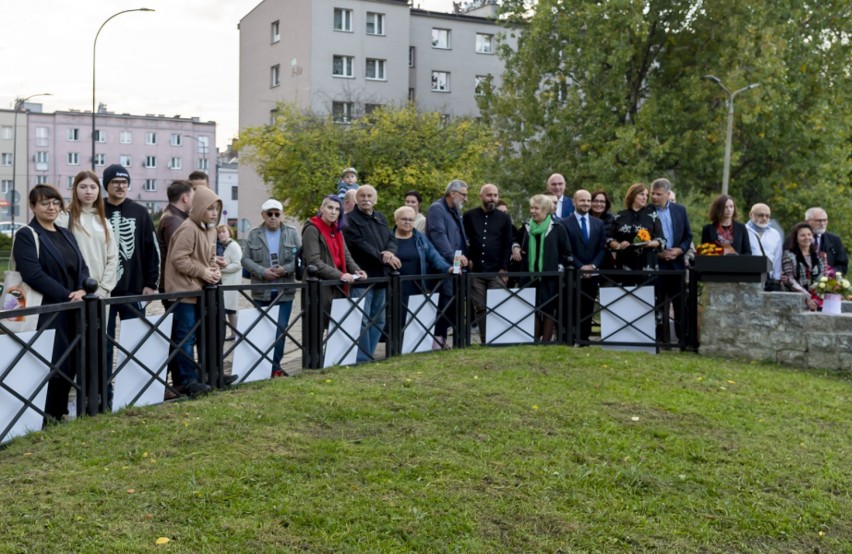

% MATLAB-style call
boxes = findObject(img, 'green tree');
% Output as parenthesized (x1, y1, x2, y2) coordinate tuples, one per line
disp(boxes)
(237, 103, 497, 220)
(480, 0, 851, 241)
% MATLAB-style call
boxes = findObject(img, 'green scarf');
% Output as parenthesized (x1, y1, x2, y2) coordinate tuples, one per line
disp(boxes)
(527, 216, 551, 272)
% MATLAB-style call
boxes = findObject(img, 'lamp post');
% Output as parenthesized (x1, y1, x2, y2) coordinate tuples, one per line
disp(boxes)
(92, 8, 155, 170)
(11, 93, 52, 227)
(704, 75, 760, 196)
(182, 134, 211, 187)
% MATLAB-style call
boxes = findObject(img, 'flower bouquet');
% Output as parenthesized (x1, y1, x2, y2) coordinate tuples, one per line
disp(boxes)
(696, 242, 723, 256)
(811, 271, 852, 300)
(633, 228, 652, 245)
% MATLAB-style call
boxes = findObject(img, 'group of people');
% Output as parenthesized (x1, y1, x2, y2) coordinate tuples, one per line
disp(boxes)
(8, 163, 849, 420)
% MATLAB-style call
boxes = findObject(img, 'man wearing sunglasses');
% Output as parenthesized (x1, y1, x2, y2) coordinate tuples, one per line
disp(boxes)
(242, 199, 302, 377)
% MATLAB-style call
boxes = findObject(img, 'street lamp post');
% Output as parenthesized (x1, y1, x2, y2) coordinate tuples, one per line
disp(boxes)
(92, 8, 155, 170)
(704, 75, 760, 196)
(11, 93, 52, 227)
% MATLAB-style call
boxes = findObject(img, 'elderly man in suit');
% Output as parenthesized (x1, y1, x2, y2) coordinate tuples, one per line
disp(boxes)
(546, 173, 574, 221)
(560, 189, 606, 343)
(650, 178, 693, 343)
(806, 207, 848, 275)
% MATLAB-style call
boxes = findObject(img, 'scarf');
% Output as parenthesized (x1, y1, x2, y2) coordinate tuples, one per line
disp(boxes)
(527, 216, 551, 272)
(310, 215, 347, 274)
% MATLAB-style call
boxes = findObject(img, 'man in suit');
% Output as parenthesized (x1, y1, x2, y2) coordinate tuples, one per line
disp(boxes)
(806, 207, 848, 275)
(559, 189, 606, 343)
(546, 173, 574, 220)
(650, 178, 693, 343)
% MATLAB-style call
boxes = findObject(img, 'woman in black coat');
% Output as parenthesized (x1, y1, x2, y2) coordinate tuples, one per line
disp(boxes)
(701, 194, 751, 255)
(13, 184, 89, 423)
(608, 183, 665, 280)
(514, 194, 574, 342)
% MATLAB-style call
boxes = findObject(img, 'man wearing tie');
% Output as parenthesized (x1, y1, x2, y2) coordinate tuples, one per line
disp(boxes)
(560, 189, 606, 343)
(806, 207, 848, 275)
(650, 178, 693, 343)
(546, 173, 574, 220)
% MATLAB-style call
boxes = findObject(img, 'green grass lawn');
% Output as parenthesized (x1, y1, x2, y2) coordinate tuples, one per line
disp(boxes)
(1, 347, 850, 552)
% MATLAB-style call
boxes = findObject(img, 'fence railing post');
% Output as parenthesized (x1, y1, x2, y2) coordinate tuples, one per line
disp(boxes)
(203, 284, 223, 389)
(453, 272, 467, 349)
(302, 266, 323, 369)
(563, 267, 575, 345)
(686, 268, 700, 352)
(81, 278, 102, 416)
(387, 271, 401, 357)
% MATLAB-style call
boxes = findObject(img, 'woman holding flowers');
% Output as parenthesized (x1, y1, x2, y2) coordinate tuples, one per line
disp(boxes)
(513, 194, 573, 342)
(781, 222, 825, 311)
(701, 195, 751, 255)
(608, 183, 664, 274)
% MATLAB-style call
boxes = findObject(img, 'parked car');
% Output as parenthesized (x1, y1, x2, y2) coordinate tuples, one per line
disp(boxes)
(0, 221, 26, 237)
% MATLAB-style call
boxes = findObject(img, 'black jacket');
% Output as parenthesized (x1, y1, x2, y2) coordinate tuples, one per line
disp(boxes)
(343, 208, 398, 277)
(105, 199, 160, 295)
(817, 232, 848, 275)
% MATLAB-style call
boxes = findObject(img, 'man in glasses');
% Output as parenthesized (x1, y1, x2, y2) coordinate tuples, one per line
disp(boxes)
(103, 163, 161, 400)
(746, 203, 783, 291)
(806, 207, 847, 275)
(241, 199, 302, 377)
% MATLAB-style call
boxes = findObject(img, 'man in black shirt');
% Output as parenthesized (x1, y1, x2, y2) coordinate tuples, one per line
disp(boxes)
(463, 184, 515, 343)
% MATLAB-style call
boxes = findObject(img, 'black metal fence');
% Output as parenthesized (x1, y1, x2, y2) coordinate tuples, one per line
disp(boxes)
(0, 267, 698, 444)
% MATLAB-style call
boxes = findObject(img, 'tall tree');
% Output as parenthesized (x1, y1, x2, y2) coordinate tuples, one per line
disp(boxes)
(237, 104, 496, 220)
(481, 0, 851, 239)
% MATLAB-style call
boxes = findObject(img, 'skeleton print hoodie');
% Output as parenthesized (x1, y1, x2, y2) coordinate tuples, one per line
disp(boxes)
(105, 198, 160, 295)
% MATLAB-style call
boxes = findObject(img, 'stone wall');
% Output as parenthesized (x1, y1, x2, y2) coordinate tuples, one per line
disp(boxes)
(699, 282, 852, 372)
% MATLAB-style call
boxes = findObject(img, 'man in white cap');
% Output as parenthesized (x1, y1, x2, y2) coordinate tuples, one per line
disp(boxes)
(241, 199, 301, 377)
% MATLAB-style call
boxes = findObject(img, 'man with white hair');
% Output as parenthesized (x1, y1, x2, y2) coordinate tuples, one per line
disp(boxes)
(805, 207, 847, 274)
(746, 203, 783, 290)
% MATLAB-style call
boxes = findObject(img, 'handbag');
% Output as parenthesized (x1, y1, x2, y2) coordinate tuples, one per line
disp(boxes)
(1, 226, 44, 333)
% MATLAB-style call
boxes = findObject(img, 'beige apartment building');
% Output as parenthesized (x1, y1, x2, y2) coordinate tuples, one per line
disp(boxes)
(238, 0, 513, 218)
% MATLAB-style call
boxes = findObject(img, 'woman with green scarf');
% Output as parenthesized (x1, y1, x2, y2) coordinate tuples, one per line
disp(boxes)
(515, 194, 573, 342)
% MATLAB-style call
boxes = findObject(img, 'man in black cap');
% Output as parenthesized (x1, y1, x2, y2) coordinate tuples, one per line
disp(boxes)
(103, 164, 160, 398)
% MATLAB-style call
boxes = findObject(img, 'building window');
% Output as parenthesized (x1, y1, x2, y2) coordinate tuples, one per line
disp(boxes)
(1, 180, 12, 193)
(431, 71, 450, 92)
(271, 64, 281, 87)
(271, 20, 280, 43)
(67, 128, 80, 141)
(332, 101, 354, 124)
(432, 28, 450, 49)
(366, 12, 384, 35)
(409, 46, 416, 68)
(365, 103, 382, 115)
(144, 179, 157, 192)
(119, 131, 132, 144)
(144, 155, 157, 168)
(66, 176, 75, 190)
(35, 151, 49, 170)
(120, 155, 132, 167)
(198, 158, 209, 171)
(145, 132, 157, 145)
(95, 129, 107, 142)
(145, 202, 156, 212)
(35, 127, 49, 147)
(475, 33, 495, 54)
(1, 153, 12, 166)
(36, 175, 48, 185)
(365, 58, 386, 80)
(67, 152, 80, 166)
(0, 126, 12, 140)
(169, 157, 182, 170)
(170, 133, 182, 146)
(94, 153, 106, 166)
(332, 55, 354, 78)
(231, 186, 238, 201)
(197, 136, 210, 154)
(333, 8, 352, 32)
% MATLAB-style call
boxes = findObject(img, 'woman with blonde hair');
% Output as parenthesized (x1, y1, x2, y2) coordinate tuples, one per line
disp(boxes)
(57, 170, 118, 297)
(216, 224, 243, 340)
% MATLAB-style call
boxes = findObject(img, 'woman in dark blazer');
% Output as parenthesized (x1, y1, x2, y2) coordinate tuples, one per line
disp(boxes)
(13, 184, 89, 423)
(701, 194, 751, 255)
(514, 194, 574, 342)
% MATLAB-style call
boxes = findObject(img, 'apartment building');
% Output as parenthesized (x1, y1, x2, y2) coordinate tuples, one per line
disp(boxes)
(238, 0, 512, 218)
(18, 106, 215, 219)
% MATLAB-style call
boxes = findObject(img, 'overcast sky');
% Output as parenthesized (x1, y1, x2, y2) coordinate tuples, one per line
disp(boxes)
(1, 0, 453, 150)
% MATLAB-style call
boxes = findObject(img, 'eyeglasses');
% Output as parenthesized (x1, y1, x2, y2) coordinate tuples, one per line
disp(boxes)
(265, 211, 281, 218)
(398, 218, 415, 223)
(753, 213, 771, 218)
(38, 199, 62, 208)
(454, 191, 468, 199)
(811, 218, 828, 223)
(591, 199, 606, 204)
(110, 180, 129, 188)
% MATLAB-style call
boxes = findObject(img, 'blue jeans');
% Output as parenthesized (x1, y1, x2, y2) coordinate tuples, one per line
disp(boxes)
(255, 299, 294, 369)
(351, 286, 386, 362)
(172, 302, 201, 385)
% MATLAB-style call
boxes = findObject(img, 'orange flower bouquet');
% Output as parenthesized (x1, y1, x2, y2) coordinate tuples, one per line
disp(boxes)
(696, 242, 724, 256)
(633, 228, 652, 244)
